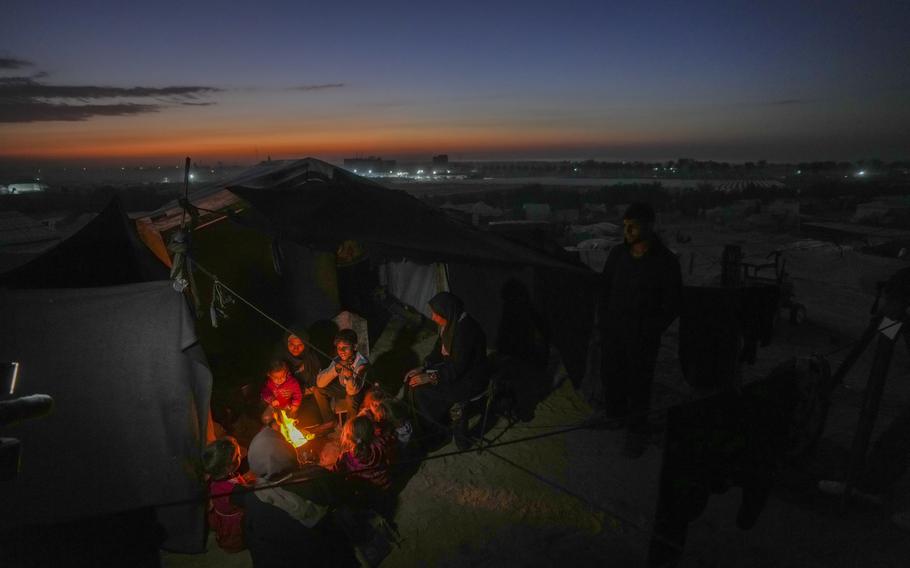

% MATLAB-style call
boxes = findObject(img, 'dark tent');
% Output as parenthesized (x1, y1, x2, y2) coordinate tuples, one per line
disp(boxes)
(1, 197, 168, 288)
(0, 197, 211, 561)
(137, 158, 599, 383)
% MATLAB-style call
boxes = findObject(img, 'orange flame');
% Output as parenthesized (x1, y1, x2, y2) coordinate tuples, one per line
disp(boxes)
(278, 410, 313, 448)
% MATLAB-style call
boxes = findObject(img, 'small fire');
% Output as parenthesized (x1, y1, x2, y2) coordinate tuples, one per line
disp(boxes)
(278, 410, 313, 448)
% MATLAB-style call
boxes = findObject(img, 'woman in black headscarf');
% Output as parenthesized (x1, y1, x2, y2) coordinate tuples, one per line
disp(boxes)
(406, 292, 488, 446)
(278, 329, 323, 390)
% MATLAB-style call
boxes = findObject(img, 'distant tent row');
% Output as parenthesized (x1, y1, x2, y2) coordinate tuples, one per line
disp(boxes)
(0, 158, 598, 556)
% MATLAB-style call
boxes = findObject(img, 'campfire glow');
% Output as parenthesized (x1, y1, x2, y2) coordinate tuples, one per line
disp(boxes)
(278, 410, 313, 448)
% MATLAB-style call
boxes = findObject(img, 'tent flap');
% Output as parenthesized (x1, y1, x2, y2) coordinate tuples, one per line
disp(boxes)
(0, 281, 211, 553)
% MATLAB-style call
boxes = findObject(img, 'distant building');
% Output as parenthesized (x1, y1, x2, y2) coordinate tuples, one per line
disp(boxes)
(342, 156, 397, 176)
(0, 182, 49, 195)
(432, 154, 449, 165)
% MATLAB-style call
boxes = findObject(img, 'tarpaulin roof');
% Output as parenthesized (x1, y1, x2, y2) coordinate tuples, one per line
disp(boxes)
(140, 158, 593, 274)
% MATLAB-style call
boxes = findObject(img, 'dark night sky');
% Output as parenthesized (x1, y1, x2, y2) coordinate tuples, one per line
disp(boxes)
(1, 0, 908, 163)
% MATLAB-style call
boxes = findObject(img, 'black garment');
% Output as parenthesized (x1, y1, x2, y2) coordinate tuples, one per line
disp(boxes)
(601, 328, 661, 431)
(857, 402, 910, 493)
(428, 291, 465, 355)
(598, 240, 682, 338)
(598, 241, 681, 427)
(413, 308, 488, 425)
(231, 486, 356, 568)
(230, 462, 357, 568)
(740, 284, 779, 364)
(677, 286, 743, 390)
(496, 279, 551, 421)
(496, 278, 550, 366)
(677, 285, 781, 389)
(649, 374, 799, 567)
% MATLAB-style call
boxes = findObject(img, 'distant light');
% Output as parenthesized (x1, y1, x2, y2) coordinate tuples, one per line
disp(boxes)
(857, 170, 866, 176)
(368, 170, 372, 174)
(432, 170, 437, 175)
(796, 170, 801, 175)
(189, 173, 196, 180)
(417, 169, 424, 174)
(164, 177, 170, 183)
(573, 168, 578, 172)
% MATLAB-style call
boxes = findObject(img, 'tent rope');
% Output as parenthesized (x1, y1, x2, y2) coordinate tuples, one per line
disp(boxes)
(189, 258, 342, 365)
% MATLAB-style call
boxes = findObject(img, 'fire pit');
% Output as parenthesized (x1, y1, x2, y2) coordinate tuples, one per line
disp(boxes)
(277, 410, 314, 448)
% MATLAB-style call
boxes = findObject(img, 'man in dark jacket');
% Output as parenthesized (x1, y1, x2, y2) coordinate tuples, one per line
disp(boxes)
(598, 203, 682, 457)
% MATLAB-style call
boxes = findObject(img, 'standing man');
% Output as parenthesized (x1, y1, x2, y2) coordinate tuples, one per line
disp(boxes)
(599, 203, 682, 457)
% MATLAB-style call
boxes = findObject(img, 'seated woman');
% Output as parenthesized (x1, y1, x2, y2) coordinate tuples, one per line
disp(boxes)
(407, 291, 488, 450)
(230, 425, 357, 567)
(278, 330, 322, 393)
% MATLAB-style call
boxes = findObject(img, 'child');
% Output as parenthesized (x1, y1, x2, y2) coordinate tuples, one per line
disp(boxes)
(379, 398, 414, 455)
(335, 415, 392, 492)
(261, 359, 303, 416)
(202, 436, 248, 553)
(359, 386, 386, 420)
(314, 329, 369, 423)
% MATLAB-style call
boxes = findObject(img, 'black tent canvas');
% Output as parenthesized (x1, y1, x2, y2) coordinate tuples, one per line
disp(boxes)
(0, 197, 210, 556)
(139, 158, 599, 384)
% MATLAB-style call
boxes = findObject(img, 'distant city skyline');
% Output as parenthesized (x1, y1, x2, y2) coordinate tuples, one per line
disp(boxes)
(1, 0, 908, 165)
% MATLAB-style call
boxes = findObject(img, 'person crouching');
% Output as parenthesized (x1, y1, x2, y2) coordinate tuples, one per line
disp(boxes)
(231, 426, 357, 567)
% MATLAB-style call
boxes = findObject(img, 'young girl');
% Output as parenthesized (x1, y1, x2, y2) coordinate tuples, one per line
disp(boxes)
(202, 436, 248, 553)
(335, 415, 392, 492)
(359, 386, 386, 421)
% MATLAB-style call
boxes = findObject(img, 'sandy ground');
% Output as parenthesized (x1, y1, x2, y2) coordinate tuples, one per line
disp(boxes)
(165, 220, 910, 567)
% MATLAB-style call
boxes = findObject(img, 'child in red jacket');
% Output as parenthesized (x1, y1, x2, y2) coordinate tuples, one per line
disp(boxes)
(202, 436, 248, 553)
(261, 359, 303, 416)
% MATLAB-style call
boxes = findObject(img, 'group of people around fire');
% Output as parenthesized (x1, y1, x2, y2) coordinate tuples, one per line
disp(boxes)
(204, 285, 492, 566)
(199, 202, 682, 565)
(200, 201, 910, 565)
